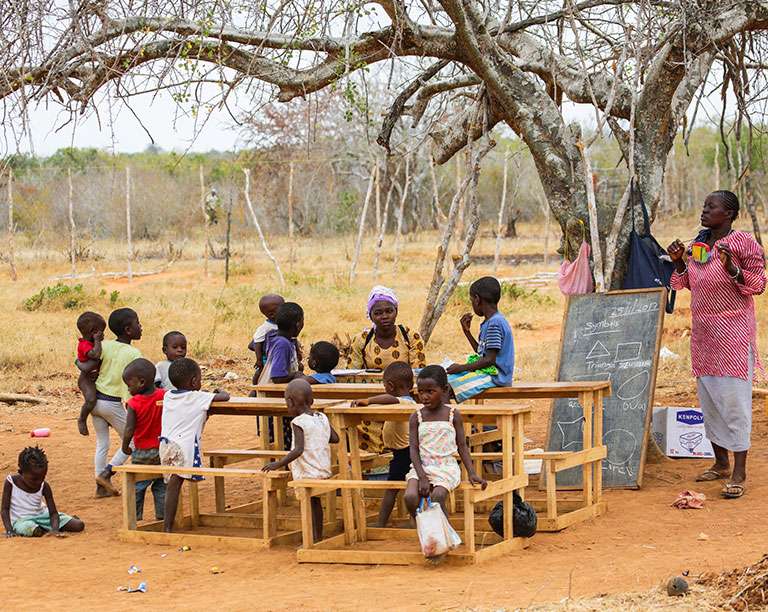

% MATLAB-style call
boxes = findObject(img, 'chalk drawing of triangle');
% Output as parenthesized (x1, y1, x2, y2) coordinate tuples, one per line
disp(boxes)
(586, 340, 611, 361)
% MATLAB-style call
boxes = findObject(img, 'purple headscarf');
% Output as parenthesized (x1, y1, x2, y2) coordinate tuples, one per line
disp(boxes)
(366, 285, 398, 320)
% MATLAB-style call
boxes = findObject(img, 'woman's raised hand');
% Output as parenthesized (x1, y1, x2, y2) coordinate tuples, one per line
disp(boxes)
(667, 239, 685, 262)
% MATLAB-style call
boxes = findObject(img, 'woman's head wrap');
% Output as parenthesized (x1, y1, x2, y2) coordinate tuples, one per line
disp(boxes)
(366, 285, 398, 319)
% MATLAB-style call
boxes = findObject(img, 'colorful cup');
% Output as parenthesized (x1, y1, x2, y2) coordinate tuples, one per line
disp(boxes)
(690, 242, 710, 263)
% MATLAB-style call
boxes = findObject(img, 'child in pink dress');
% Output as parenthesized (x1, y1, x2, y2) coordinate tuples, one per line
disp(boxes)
(404, 365, 486, 518)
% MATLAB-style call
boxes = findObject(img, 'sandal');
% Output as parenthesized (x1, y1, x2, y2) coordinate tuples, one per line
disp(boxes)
(695, 469, 729, 482)
(723, 482, 745, 499)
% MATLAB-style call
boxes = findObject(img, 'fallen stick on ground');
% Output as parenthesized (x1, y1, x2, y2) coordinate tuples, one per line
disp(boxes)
(0, 393, 46, 405)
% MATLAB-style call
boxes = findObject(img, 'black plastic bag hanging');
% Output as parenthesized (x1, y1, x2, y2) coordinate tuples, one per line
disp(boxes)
(621, 178, 677, 313)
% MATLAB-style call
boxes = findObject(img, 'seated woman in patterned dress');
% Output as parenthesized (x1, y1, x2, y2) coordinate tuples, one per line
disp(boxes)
(347, 286, 426, 452)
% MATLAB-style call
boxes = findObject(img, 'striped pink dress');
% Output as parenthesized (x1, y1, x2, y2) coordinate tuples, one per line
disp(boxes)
(671, 230, 766, 451)
(670, 230, 766, 381)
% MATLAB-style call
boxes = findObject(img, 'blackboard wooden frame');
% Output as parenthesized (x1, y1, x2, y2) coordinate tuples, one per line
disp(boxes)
(544, 287, 667, 489)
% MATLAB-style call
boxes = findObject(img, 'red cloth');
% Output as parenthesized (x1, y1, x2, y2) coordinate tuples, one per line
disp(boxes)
(127, 388, 166, 450)
(77, 338, 95, 363)
(671, 231, 766, 380)
(671, 490, 706, 509)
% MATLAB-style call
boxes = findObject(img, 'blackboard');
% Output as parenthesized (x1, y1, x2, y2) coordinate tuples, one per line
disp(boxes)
(545, 288, 666, 489)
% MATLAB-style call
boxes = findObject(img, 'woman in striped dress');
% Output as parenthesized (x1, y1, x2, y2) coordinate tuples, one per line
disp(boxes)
(668, 190, 766, 498)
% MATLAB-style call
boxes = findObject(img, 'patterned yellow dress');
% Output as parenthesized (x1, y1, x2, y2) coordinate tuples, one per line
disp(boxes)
(347, 325, 426, 453)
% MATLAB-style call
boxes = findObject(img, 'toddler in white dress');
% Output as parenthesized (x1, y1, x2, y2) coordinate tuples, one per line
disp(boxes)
(263, 379, 338, 542)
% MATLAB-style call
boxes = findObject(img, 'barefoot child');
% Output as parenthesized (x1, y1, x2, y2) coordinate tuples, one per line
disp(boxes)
(404, 366, 486, 519)
(75, 312, 106, 437)
(122, 358, 166, 521)
(263, 379, 339, 542)
(446, 276, 515, 401)
(304, 341, 340, 384)
(249, 294, 285, 384)
(91, 308, 143, 496)
(353, 361, 416, 527)
(160, 358, 230, 532)
(2, 447, 85, 537)
(155, 331, 187, 391)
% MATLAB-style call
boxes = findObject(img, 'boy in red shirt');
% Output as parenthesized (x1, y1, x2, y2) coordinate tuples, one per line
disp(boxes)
(121, 358, 166, 521)
(75, 312, 106, 437)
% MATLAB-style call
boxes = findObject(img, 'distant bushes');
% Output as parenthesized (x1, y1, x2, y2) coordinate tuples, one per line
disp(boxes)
(22, 284, 122, 312)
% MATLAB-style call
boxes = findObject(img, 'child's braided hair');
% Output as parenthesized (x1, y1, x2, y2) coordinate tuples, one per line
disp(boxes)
(18, 446, 48, 472)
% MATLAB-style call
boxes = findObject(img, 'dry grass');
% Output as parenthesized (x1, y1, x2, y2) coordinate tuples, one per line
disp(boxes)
(0, 215, 762, 400)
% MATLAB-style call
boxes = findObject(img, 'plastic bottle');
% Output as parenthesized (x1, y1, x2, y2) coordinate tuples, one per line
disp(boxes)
(30, 428, 50, 438)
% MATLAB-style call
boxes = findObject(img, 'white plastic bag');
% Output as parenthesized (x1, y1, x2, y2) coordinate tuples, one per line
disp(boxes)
(416, 498, 461, 558)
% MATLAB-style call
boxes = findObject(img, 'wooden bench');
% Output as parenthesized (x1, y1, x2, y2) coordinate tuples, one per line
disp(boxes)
(113, 464, 300, 550)
(285, 404, 532, 565)
(203, 448, 391, 513)
(288, 477, 528, 565)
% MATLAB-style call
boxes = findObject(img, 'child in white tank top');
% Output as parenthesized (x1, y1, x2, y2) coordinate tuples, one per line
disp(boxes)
(2, 447, 84, 537)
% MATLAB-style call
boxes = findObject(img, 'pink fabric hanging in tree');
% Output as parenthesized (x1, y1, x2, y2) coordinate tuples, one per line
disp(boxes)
(558, 241, 594, 295)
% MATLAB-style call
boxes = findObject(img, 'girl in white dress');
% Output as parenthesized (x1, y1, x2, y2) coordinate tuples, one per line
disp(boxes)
(404, 366, 486, 518)
(263, 379, 339, 542)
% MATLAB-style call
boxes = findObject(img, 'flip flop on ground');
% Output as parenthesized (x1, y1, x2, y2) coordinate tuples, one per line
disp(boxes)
(695, 468, 729, 482)
(722, 482, 745, 498)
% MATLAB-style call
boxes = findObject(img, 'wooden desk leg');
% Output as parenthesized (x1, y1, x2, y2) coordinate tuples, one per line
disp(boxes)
(213, 457, 226, 514)
(257, 416, 268, 449)
(593, 390, 604, 504)
(263, 488, 278, 541)
(299, 489, 314, 549)
(579, 392, 594, 507)
(333, 416, 356, 545)
(501, 416, 514, 540)
(546, 461, 558, 520)
(122, 472, 137, 530)
(464, 490, 475, 553)
(346, 424, 368, 542)
(190, 481, 200, 527)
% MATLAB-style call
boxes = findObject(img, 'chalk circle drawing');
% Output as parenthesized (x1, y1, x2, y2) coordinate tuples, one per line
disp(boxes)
(679, 431, 704, 453)
(616, 370, 650, 400)
(586, 340, 611, 361)
(557, 417, 585, 450)
(603, 428, 637, 472)
(615, 341, 642, 362)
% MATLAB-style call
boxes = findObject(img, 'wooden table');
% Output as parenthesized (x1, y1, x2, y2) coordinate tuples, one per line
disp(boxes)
(288, 403, 532, 565)
(256, 381, 611, 531)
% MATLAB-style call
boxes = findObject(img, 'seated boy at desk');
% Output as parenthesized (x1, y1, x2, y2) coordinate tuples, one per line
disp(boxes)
(353, 361, 415, 527)
(446, 276, 514, 401)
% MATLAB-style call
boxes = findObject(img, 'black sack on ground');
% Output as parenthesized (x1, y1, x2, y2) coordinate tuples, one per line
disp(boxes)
(488, 492, 537, 538)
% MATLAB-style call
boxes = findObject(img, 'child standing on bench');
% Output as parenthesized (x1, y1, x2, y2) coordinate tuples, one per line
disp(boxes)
(75, 311, 106, 437)
(2, 447, 85, 537)
(263, 379, 339, 542)
(249, 293, 285, 384)
(160, 357, 230, 533)
(121, 358, 166, 521)
(404, 366, 486, 519)
(446, 276, 515, 401)
(353, 361, 416, 527)
(88, 308, 143, 497)
(304, 341, 339, 384)
(155, 331, 187, 391)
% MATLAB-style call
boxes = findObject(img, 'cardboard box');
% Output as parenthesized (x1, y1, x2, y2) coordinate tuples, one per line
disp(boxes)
(652, 407, 714, 458)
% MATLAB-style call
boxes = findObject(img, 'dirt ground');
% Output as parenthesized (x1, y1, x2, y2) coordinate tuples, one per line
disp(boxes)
(2, 228, 767, 610)
(1, 386, 766, 610)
